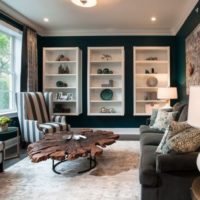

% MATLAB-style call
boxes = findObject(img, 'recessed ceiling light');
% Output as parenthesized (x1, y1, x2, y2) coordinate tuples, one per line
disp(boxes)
(71, 0, 97, 7)
(151, 17, 157, 22)
(43, 18, 49, 22)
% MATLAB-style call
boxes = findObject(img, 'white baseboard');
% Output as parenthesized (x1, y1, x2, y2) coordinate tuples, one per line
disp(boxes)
(71, 128, 139, 135)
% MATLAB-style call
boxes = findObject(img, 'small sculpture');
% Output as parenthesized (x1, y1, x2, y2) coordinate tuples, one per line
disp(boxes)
(97, 69, 103, 74)
(56, 54, 70, 61)
(145, 70, 150, 74)
(101, 54, 112, 61)
(100, 107, 115, 113)
(56, 81, 68, 87)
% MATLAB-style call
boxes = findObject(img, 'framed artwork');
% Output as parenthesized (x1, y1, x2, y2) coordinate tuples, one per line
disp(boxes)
(185, 23, 200, 94)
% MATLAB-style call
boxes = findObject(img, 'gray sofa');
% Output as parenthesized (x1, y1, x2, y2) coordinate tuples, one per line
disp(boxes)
(139, 104, 200, 200)
(0, 142, 3, 172)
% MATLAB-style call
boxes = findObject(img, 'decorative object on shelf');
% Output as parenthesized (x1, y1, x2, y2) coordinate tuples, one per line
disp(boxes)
(146, 57, 158, 60)
(56, 92, 73, 101)
(56, 54, 70, 61)
(100, 107, 115, 113)
(101, 80, 114, 87)
(146, 76, 158, 87)
(101, 54, 112, 61)
(56, 81, 68, 87)
(103, 68, 110, 74)
(100, 89, 113, 100)
(58, 65, 70, 74)
(97, 69, 102, 74)
(64, 65, 69, 74)
(157, 87, 177, 108)
(151, 68, 155, 73)
(144, 92, 157, 100)
(145, 69, 150, 74)
(54, 104, 71, 113)
(0, 116, 11, 132)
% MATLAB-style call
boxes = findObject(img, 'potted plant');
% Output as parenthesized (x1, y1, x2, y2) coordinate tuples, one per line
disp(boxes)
(0, 116, 11, 132)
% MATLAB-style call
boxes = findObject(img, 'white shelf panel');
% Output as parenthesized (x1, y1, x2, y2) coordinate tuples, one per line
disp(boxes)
(43, 47, 82, 116)
(135, 60, 168, 64)
(88, 113, 124, 116)
(45, 61, 76, 64)
(90, 60, 122, 63)
(90, 74, 122, 77)
(90, 100, 122, 103)
(90, 87, 122, 90)
(133, 46, 170, 116)
(88, 47, 124, 116)
(45, 87, 76, 89)
(45, 74, 76, 77)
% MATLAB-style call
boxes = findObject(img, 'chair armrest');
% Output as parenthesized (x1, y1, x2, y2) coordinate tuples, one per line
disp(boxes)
(156, 152, 199, 173)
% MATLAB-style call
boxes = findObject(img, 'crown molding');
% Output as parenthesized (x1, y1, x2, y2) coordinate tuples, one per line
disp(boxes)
(0, 1, 46, 34)
(40, 28, 174, 37)
(171, 0, 198, 35)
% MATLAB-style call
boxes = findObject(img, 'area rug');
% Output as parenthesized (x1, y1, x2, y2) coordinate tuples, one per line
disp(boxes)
(0, 141, 140, 200)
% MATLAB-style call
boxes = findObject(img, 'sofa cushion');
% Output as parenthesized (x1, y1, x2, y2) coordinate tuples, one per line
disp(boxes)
(140, 132, 163, 146)
(167, 127, 200, 153)
(172, 102, 187, 121)
(140, 125, 164, 134)
(139, 145, 158, 186)
(178, 104, 188, 122)
(150, 110, 178, 131)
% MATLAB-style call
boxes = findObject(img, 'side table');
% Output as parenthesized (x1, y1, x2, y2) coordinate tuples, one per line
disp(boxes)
(0, 127, 20, 160)
(191, 177, 200, 200)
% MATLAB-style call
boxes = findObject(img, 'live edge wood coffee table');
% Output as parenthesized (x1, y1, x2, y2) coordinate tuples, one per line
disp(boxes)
(27, 130, 119, 174)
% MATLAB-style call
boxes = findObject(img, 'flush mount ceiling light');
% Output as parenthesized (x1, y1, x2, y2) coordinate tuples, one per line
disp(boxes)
(71, 0, 97, 7)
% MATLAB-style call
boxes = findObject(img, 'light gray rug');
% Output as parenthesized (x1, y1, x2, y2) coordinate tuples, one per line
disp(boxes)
(0, 141, 141, 200)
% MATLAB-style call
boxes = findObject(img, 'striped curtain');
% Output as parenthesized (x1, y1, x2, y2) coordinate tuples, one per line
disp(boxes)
(21, 26, 38, 92)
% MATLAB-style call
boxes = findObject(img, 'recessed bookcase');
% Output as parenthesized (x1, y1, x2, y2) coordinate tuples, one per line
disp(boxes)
(133, 46, 170, 116)
(87, 47, 125, 116)
(43, 47, 82, 116)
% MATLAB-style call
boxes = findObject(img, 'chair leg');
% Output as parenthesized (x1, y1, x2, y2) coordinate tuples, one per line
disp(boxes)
(0, 162, 3, 172)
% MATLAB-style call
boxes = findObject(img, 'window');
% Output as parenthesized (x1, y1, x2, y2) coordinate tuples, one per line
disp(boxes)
(0, 21, 22, 115)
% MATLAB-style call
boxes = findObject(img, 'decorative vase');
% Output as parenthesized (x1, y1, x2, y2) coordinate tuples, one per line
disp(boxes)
(0, 124, 8, 132)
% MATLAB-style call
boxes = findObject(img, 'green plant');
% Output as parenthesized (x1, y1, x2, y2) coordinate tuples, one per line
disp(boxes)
(0, 116, 11, 126)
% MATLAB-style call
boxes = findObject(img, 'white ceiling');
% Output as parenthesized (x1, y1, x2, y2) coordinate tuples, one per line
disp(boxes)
(0, 0, 198, 36)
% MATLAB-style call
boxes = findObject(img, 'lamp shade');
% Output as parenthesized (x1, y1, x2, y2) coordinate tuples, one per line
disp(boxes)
(187, 86, 200, 128)
(157, 87, 178, 99)
(71, 0, 97, 7)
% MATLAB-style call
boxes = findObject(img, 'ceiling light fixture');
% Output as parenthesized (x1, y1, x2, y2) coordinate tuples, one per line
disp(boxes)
(71, 0, 97, 7)
(151, 17, 157, 22)
(43, 18, 49, 22)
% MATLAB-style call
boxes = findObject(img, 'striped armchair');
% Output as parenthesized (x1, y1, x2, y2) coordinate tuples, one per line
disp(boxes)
(16, 92, 70, 143)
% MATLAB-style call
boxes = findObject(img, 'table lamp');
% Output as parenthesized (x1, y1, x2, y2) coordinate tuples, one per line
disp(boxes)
(187, 86, 200, 172)
(157, 87, 178, 108)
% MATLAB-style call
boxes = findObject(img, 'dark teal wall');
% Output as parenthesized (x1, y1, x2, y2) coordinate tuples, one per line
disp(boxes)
(38, 36, 176, 127)
(176, 1, 200, 102)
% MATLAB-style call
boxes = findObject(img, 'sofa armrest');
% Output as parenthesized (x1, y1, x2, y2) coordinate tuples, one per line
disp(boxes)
(156, 152, 199, 173)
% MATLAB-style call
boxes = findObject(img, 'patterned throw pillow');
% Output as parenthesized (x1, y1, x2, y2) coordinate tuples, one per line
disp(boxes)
(156, 121, 191, 154)
(166, 127, 200, 153)
(166, 121, 191, 140)
(156, 127, 170, 154)
(150, 110, 177, 131)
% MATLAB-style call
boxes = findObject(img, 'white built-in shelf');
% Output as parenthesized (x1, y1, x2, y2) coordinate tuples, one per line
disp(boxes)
(88, 47, 125, 116)
(133, 46, 170, 116)
(43, 47, 82, 116)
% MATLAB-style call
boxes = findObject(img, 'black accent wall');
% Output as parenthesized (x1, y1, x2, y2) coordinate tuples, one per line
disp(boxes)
(176, 1, 200, 102)
(38, 36, 176, 128)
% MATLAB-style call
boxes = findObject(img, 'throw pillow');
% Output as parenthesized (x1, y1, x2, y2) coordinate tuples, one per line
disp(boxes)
(166, 127, 200, 153)
(166, 121, 191, 140)
(172, 102, 186, 121)
(150, 110, 177, 131)
(149, 109, 159, 126)
(149, 108, 172, 126)
(156, 127, 170, 154)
